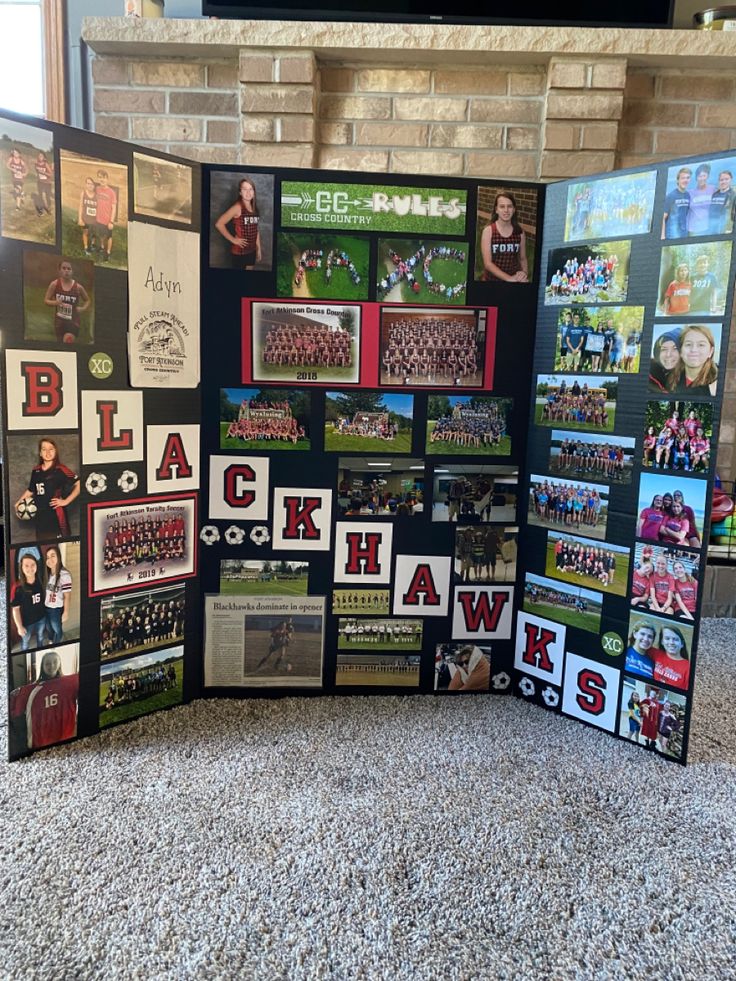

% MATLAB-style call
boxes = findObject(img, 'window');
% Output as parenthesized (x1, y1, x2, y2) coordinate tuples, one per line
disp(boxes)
(0, 0, 66, 122)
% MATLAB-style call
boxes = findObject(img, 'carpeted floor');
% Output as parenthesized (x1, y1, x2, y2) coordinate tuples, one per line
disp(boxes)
(1, 618, 735, 980)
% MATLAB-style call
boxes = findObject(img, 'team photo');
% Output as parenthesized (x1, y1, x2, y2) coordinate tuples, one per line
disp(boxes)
(435, 644, 491, 692)
(536, 374, 617, 432)
(248, 301, 360, 386)
(337, 618, 423, 651)
(325, 391, 413, 453)
(453, 525, 518, 584)
(564, 171, 656, 241)
(657, 241, 731, 317)
(661, 156, 736, 239)
(432, 465, 518, 524)
(133, 152, 193, 225)
(379, 306, 490, 388)
(337, 459, 424, 517)
(100, 583, 186, 660)
(332, 590, 390, 616)
(549, 430, 635, 483)
(648, 323, 722, 397)
(554, 306, 644, 374)
(9, 542, 81, 654)
(99, 646, 184, 728)
(276, 232, 369, 301)
(220, 387, 311, 451)
(59, 149, 128, 270)
(209, 170, 274, 271)
(636, 472, 706, 548)
(523, 572, 602, 634)
(0, 119, 55, 245)
(336, 654, 420, 688)
(643, 401, 713, 473)
(544, 241, 631, 305)
(545, 530, 630, 597)
(630, 543, 699, 622)
(528, 474, 609, 539)
(376, 238, 469, 305)
(426, 395, 511, 456)
(219, 560, 309, 596)
(22, 250, 94, 345)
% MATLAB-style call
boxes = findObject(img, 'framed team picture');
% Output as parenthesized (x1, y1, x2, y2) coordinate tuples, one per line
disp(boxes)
(474, 183, 539, 283)
(23, 250, 95, 345)
(0, 118, 55, 245)
(276, 232, 369, 301)
(59, 149, 129, 270)
(656, 241, 732, 317)
(132, 152, 193, 225)
(87, 493, 197, 597)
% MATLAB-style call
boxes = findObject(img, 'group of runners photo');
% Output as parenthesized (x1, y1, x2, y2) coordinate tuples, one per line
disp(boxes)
(529, 478, 606, 534)
(566, 174, 655, 240)
(556, 308, 642, 373)
(547, 253, 620, 300)
(630, 545, 699, 621)
(429, 401, 507, 451)
(100, 595, 185, 658)
(6, 145, 53, 218)
(377, 243, 467, 301)
(380, 314, 482, 385)
(552, 435, 630, 481)
(102, 516, 187, 573)
(553, 536, 620, 588)
(540, 381, 611, 429)
(293, 248, 362, 288)
(261, 319, 352, 369)
(227, 396, 307, 445)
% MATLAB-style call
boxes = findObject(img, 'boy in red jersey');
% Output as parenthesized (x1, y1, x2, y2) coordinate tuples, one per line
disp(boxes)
(93, 169, 118, 262)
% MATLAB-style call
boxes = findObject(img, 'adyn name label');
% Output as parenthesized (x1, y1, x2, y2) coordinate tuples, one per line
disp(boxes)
(281, 181, 467, 236)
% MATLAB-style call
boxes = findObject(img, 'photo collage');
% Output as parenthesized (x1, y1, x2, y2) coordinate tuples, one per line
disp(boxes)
(1, 112, 200, 760)
(520, 154, 735, 762)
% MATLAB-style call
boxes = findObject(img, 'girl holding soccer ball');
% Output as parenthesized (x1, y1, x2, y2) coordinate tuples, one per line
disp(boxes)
(15, 437, 80, 541)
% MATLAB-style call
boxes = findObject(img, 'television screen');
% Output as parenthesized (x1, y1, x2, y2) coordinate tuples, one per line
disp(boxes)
(202, 0, 673, 27)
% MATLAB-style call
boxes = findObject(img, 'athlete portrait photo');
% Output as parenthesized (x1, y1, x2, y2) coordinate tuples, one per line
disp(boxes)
(475, 184, 538, 283)
(0, 118, 55, 246)
(59, 149, 129, 270)
(23, 250, 95, 345)
(6, 433, 81, 545)
(8, 644, 80, 756)
(209, 170, 274, 271)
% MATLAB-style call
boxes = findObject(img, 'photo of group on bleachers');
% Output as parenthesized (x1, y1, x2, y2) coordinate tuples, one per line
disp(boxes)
(99, 584, 185, 661)
(426, 395, 511, 456)
(379, 307, 488, 388)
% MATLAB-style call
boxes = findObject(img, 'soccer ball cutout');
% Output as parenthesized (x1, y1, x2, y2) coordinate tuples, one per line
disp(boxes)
(224, 525, 246, 546)
(117, 470, 138, 494)
(85, 472, 107, 496)
(200, 525, 220, 546)
(250, 525, 270, 546)
(15, 497, 37, 521)
(518, 677, 536, 698)
(492, 672, 510, 691)
(542, 687, 560, 708)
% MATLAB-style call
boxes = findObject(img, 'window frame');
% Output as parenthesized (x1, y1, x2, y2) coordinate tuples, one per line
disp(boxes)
(42, 0, 66, 122)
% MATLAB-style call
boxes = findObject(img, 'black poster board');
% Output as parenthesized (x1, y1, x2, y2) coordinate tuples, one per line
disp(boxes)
(1, 108, 731, 765)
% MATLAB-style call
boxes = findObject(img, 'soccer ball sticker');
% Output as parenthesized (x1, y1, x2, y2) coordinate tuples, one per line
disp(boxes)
(250, 525, 270, 546)
(117, 470, 139, 494)
(492, 672, 510, 691)
(518, 676, 536, 698)
(85, 472, 108, 496)
(15, 497, 37, 521)
(200, 525, 221, 546)
(542, 687, 560, 708)
(224, 525, 246, 546)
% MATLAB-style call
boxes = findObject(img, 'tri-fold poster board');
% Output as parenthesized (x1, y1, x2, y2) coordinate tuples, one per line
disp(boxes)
(2, 109, 732, 764)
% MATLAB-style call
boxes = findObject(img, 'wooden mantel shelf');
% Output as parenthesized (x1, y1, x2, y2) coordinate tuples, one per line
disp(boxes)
(81, 16, 736, 67)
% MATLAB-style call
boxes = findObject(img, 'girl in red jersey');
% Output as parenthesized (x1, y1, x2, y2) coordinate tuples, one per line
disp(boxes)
(661, 263, 691, 316)
(672, 559, 697, 621)
(630, 554, 653, 608)
(9, 649, 79, 755)
(214, 177, 262, 270)
(649, 554, 675, 615)
(480, 192, 529, 283)
(659, 499, 691, 547)
(653, 626, 690, 691)
(637, 494, 666, 541)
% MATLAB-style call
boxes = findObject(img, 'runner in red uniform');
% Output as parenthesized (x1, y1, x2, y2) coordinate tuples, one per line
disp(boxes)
(6, 147, 28, 208)
(214, 177, 262, 270)
(93, 169, 118, 262)
(44, 259, 91, 343)
(479, 192, 528, 282)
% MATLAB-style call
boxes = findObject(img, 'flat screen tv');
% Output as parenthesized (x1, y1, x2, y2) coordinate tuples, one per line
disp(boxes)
(202, 0, 673, 27)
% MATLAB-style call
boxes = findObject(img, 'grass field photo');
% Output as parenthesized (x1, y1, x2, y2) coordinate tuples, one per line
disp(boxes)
(325, 390, 413, 453)
(337, 618, 423, 651)
(336, 655, 420, 687)
(545, 532, 630, 598)
(22, 250, 95, 345)
(133, 152, 193, 225)
(99, 648, 183, 729)
(376, 237, 469, 306)
(276, 231, 370, 301)
(243, 614, 323, 687)
(549, 430, 635, 484)
(219, 387, 311, 451)
(523, 572, 602, 634)
(99, 583, 185, 662)
(535, 374, 618, 434)
(332, 589, 390, 616)
(0, 122, 55, 245)
(59, 149, 129, 271)
(544, 240, 631, 306)
(219, 559, 309, 596)
(426, 394, 511, 457)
